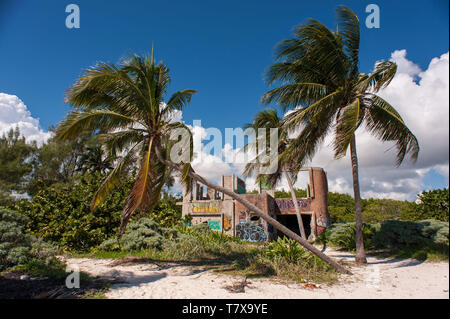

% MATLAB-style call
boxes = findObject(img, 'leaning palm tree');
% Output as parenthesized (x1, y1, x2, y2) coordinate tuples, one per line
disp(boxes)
(57, 53, 196, 235)
(56, 51, 351, 274)
(262, 6, 419, 263)
(243, 109, 307, 240)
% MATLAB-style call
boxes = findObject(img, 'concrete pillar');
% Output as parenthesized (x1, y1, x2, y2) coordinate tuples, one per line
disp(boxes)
(182, 183, 192, 202)
(309, 168, 331, 233)
(222, 174, 235, 200)
(207, 187, 215, 200)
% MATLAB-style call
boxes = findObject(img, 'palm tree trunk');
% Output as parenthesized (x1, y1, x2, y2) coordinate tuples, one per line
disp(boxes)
(349, 135, 367, 264)
(284, 168, 307, 240)
(154, 142, 352, 275)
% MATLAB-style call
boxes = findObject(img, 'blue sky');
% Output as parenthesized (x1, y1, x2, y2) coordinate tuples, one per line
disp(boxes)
(0, 0, 448, 199)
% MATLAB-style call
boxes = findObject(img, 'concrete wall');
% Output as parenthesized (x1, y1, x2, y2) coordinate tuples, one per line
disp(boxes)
(234, 193, 275, 242)
(180, 167, 331, 241)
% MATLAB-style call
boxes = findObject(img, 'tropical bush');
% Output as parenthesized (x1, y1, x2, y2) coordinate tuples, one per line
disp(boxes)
(92, 221, 335, 283)
(264, 237, 317, 263)
(371, 219, 449, 248)
(317, 222, 376, 251)
(410, 188, 448, 222)
(147, 192, 183, 227)
(11, 173, 133, 251)
(318, 219, 449, 260)
(327, 188, 449, 223)
(0, 208, 58, 271)
(99, 217, 178, 251)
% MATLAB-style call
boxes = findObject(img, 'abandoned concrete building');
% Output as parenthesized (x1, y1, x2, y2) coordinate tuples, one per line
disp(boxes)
(179, 167, 331, 242)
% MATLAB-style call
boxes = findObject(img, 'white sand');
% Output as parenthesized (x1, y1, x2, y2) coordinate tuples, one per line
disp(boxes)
(65, 249, 449, 299)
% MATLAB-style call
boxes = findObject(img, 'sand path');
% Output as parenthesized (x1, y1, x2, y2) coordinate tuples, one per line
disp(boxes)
(65, 249, 449, 299)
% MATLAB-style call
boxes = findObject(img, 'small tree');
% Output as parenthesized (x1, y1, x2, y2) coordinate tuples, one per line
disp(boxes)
(415, 188, 449, 222)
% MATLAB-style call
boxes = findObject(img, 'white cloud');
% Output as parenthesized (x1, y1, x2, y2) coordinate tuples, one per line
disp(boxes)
(0, 93, 52, 145)
(390, 50, 422, 77)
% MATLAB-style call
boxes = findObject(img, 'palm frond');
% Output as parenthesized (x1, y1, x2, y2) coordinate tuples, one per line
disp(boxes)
(165, 89, 198, 111)
(261, 83, 329, 110)
(357, 61, 397, 93)
(336, 5, 360, 78)
(56, 110, 144, 141)
(333, 98, 361, 158)
(120, 137, 166, 235)
(365, 94, 419, 165)
(90, 143, 140, 211)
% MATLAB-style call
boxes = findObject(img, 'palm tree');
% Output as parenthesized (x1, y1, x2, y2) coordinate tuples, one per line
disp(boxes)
(261, 6, 419, 263)
(56, 52, 196, 235)
(76, 144, 114, 174)
(56, 51, 351, 274)
(243, 109, 307, 240)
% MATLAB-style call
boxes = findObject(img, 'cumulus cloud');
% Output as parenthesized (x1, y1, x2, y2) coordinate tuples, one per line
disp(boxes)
(0, 93, 52, 145)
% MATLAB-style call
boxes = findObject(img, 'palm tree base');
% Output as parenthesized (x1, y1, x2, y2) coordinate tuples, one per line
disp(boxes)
(355, 255, 367, 264)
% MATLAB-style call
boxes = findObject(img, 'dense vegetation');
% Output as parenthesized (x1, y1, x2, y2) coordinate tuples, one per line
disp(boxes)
(0, 124, 448, 289)
(275, 188, 449, 223)
(0, 208, 60, 272)
(318, 219, 449, 261)
(83, 220, 335, 283)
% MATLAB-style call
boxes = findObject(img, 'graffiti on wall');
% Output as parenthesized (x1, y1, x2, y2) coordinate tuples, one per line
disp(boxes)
(207, 220, 221, 231)
(275, 198, 308, 210)
(223, 217, 232, 231)
(190, 214, 222, 231)
(235, 177, 246, 194)
(236, 211, 268, 242)
(192, 201, 219, 213)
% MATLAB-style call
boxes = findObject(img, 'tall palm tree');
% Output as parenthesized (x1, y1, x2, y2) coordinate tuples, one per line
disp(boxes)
(262, 6, 419, 263)
(56, 51, 351, 274)
(243, 109, 307, 240)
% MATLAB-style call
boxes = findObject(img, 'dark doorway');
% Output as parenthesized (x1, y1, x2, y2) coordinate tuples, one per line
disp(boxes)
(276, 214, 312, 239)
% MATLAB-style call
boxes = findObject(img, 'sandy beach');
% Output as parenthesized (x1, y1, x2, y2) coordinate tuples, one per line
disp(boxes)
(65, 248, 449, 299)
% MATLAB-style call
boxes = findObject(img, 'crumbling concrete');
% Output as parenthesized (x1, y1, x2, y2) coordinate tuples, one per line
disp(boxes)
(179, 168, 331, 242)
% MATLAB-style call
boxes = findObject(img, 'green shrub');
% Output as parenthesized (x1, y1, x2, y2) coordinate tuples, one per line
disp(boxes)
(99, 217, 179, 252)
(264, 237, 310, 263)
(318, 220, 449, 260)
(317, 222, 376, 251)
(258, 237, 333, 282)
(176, 223, 241, 244)
(147, 192, 182, 227)
(410, 188, 449, 222)
(371, 219, 449, 248)
(0, 208, 59, 271)
(11, 173, 133, 251)
(0, 208, 34, 270)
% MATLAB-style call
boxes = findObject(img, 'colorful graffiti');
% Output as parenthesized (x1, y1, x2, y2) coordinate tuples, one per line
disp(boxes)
(236, 221, 267, 242)
(223, 216, 232, 231)
(207, 220, 221, 231)
(236, 211, 268, 242)
(192, 201, 219, 213)
(275, 198, 308, 210)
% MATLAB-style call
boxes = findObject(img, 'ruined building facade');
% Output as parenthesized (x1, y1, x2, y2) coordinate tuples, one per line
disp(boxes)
(179, 167, 331, 242)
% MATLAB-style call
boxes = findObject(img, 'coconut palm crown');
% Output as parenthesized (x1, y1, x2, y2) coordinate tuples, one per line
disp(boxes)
(56, 52, 196, 235)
